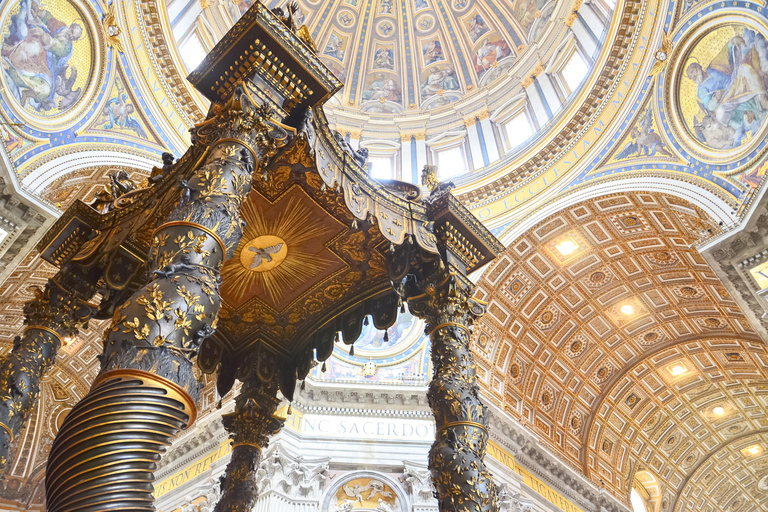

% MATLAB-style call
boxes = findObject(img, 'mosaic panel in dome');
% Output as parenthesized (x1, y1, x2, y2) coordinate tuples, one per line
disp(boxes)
(677, 21, 768, 156)
(0, 0, 92, 119)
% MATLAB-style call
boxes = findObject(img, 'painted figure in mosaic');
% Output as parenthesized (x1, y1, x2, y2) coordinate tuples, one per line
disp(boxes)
(324, 34, 345, 60)
(468, 15, 489, 42)
(421, 67, 459, 97)
(1, 0, 83, 111)
(363, 74, 401, 102)
(373, 47, 395, 70)
(423, 40, 444, 64)
(475, 38, 511, 77)
(685, 28, 768, 149)
(615, 107, 672, 159)
(102, 92, 147, 138)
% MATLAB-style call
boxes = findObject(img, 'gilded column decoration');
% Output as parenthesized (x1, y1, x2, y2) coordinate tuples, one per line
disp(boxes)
(0, 273, 93, 473)
(389, 167, 503, 512)
(44, 85, 289, 512)
(214, 351, 283, 512)
(405, 267, 498, 512)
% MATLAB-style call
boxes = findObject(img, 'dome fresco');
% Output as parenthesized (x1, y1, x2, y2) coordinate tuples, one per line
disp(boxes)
(229, 0, 561, 112)
(182, 0, 610, 142)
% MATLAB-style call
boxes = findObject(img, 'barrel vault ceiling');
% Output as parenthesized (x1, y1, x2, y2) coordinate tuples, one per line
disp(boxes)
(473, 190, 768, 512)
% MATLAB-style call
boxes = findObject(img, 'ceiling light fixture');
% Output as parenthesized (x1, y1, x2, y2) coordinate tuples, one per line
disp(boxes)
(746, 445, 762, 456)
(620, 304, 634, 315)
(713, 406, 725, 416)
(556, 240, 578, 256)
(668, 364, 687, 376)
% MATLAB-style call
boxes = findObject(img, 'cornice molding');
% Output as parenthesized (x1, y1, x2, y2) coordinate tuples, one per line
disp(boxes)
(700, 184, 768, 342)
(487, 405, 631, 512)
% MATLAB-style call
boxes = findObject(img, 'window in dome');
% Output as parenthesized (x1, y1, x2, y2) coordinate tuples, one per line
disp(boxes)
(603, 0, 617, 9)
(437, 146, 467, 178)
(179, 33, 207, 72)
(503, 112, 534, 151)
(561, 51, 589, 95)
(369, 156, 394, 180)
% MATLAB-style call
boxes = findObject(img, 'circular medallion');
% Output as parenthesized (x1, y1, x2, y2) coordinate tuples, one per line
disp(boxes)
(509, 362, 521, 379)
(570, 414, 581, 433)
(589, 271, 606, 284)
(376, 21, 395, 38)
(642, 331, 660, 344)
(667, 14, 768, 163)
(240, 235, 288, 272)
(416, 14, 435, 32)
(337, 9, 355, 27)
(0, 0, 98, 127)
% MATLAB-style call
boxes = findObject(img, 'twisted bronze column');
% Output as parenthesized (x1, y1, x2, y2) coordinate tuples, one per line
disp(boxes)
(214, 351, 283, 512)
(0, 275, 93, 473)
(406, 269, 498, 512)
(45, 87, 282, 512)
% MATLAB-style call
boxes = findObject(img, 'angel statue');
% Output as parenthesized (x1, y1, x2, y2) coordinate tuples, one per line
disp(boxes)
(421, 164, 454, 197)
(109, 170, 136, 198)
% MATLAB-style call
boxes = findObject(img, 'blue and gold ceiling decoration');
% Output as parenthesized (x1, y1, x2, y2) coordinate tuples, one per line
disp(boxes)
(565, 1, 768, 220)
(1, 0, 768, 236)
(0, 0, 176, 200)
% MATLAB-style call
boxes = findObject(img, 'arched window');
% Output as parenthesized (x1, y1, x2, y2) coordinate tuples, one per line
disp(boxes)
(631, 470, 660, 512)
(630, 488, 648, 512)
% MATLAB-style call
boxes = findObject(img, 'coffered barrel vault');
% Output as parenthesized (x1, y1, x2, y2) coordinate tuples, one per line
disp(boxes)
(473, 191, 768, 511)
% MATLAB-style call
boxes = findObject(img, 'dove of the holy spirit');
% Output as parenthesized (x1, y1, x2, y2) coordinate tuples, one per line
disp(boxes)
(249, 243, 284, 269)
(240, 235, 288, 272)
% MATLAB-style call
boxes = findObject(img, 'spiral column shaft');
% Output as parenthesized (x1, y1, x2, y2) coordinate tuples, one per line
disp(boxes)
(45, 86, 277, 512)
(214, 352, 282, 512)
(44, 372, 195, 512)
(0, 276, 93, 474)
(405, 270, 499, 512)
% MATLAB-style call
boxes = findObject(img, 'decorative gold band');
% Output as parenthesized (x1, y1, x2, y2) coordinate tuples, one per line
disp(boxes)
(441, 421, 488, 434)
(428, 322, 470, 336)
(153, 221, 227, 263)
(25, 325, 62, 343)
(94, 369, 198, 425)
(232, 442, 263, 453)
(0, 421, 12, 441)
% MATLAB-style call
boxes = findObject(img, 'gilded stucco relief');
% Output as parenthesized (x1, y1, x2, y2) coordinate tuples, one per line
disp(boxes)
(473, 191, 767, 510)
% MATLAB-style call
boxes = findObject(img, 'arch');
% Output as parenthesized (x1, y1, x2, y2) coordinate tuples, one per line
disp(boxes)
(583, 343, 768, 501)
(473, 189, 761, 502)
(320, 470, 409, 512)
(671, 429, 768, 512)
(21, 148, 158, 194)
(495, 175, 735, 247)
(632, 470, 661, 512)
(580, 332, 764, 464)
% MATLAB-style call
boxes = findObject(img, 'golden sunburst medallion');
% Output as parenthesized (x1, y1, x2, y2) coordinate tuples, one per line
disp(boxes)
(221, 185, 347, 311)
